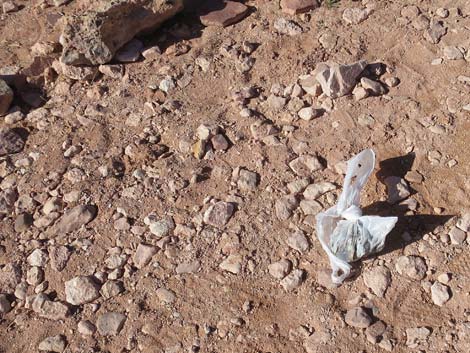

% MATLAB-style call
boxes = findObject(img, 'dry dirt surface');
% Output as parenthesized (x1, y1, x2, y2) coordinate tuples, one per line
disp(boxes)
(0, 0, 470, 352)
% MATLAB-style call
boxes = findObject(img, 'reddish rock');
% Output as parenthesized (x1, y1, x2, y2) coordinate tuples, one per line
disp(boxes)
(200, 1, 249, 27)
(280, 0, 319, 15)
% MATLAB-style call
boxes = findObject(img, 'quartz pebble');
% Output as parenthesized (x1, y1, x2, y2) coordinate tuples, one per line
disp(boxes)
(430, 282, 450, 306)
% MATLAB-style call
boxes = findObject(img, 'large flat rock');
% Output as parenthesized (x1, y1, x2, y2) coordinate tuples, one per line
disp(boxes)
(60, 0, 184, 66)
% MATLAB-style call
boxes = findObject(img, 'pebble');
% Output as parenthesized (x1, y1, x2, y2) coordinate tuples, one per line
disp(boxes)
(142, 45, 161, 60)
(360, 77, 387, 95)
(436, 8, 449, 18)
(342, 8, 370, 25)
(96, 312, 126, 336)
(405, 170, 424, 184)
(53, 205, 97, 234)
(443, 46, 463, 60)
(49, 246, 71, 272)
(100, 280, 124, 299)
(274, 18, 303, 36)
(219, 254, 243, 274)
(64, 276, 101, 305)
(395, 255, 427, 280)
(345, 307, 372, 328)
(384, 77, 400, 87)
(424, 20, 447, 44)
(203, 201, 235, 228)
(406, 327, 431, 347)
(4, 110, 25, 124)
(298, 107, 321, 121)
(156, 288, 176, 304)
(13, 213, 32, 232)
(175, 261, 201, 274)
(363, 266, 391, 298)
(0, 294, 11, 313)
(268, 259, 292, 279)
(38, 335, 67, 353)
(27, 249, 48, 267)
(31, 294, 70, 320)
(315, 60, 368, 98)
(287, 231, 310, 252)
(275, 195, 298, 221)
(237, 169, 259, 190)
(148, 217, 175, 238)
(437, 273, 451, 284)
(26, 266, 44, 285)
(98, 64, 124, 79)
(280, 0, 319, 15)
(384, 176, 410, 204)
(0, 128, 25, 156)
(456, 213, 470, 232)
(211, 134, 229, 151)
(430, 282, 450, 306)
(2, 1, 18, 13)
(303, 182, 336, 200)
(353, 86, 369, 101)
(287, 178, 310, 194)
(280, 269, 305, 291)
(134, 243, 158, 269)
(299, 199, 322, 215)
(78, 320, 96, 335)
(200, 1, 249, 27)
(365, 320, 386, 344)
(449, 226, 467, 245)
(289, 155, 323, 176)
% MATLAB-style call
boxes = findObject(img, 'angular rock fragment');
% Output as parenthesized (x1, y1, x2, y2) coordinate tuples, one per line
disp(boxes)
(363, 266, 391, 297)
(280, 269, 305, 291)
(315, 60, 367, 98)
(0, 128, 25, 156)
(274, 18, 303, 36)
(280, 0, 319, 16)
(342, 8, 370, 25)
(60, 0, 184, 65)
(275, 195, 298, 221)
(38, 335, 67, 353)
(134, 243, 157, 269)
(96, 312, 126, 336)
(203, 201, 235, 228)
(53, 205, 97, 234)
(200, 1, 249, 27)
(303, 182, 336, 200)
(65, 276, 100, 305)
(430, 282, 450, 306)
(289, 155, 323, 176)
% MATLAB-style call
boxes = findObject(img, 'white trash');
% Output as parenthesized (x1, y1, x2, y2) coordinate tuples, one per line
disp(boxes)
(316, 149, 398, 284)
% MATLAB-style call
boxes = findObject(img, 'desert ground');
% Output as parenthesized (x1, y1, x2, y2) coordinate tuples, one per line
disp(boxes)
(0, 1, 469, 352)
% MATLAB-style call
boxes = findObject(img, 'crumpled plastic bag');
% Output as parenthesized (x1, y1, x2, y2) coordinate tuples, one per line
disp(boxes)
(316, 149, 398, 284)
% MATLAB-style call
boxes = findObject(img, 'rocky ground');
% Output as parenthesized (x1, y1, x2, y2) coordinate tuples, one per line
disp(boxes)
(0, 0, 469, 352)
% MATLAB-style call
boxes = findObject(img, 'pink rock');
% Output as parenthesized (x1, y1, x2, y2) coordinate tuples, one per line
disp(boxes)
(200, 1, 249, 27)
(280, 0, 319, 16)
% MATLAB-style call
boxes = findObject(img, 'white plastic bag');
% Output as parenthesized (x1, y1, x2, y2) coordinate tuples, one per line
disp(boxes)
(315, 149, 398, 284)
